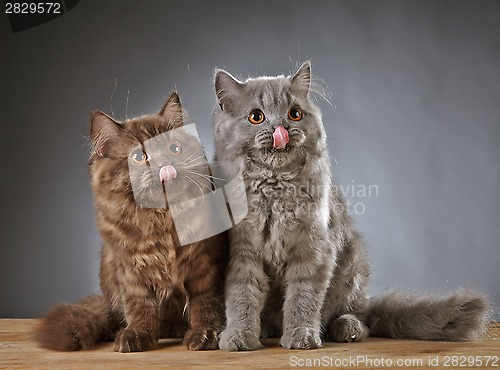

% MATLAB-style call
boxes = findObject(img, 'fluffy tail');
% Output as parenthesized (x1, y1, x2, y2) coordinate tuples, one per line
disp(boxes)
(365, 289, 491, 341)
(35, 295, 123, 351)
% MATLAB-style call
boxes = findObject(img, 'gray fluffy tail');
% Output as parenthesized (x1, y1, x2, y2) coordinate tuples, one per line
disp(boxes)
(365, 289, 491, 341)
(35, 295, 123, 351)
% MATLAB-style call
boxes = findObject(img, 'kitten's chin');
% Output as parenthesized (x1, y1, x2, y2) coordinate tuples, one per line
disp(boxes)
(252, 146, 302, 170)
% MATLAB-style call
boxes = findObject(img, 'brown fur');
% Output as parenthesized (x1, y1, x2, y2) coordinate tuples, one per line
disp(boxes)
(36, 92, 228, 352)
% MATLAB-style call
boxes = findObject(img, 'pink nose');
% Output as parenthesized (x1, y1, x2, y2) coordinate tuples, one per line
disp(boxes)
(159, 165, 177, 183)
(273, 125, 289, 149)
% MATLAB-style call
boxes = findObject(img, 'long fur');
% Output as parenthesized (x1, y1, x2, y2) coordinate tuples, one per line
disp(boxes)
(366, 289, 491, 341)
(36, 92, 228, 352)
(35, 295, 121, 351)
(213, 62, 491, 351)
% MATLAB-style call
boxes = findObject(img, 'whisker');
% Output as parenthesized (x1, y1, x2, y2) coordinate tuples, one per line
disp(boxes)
(185, 169, 231, 182)
(110, 77, 117, 117)
(184, 167, 230, 183)
(194, 162, 238, 170)
(125, 90, 130, 120)
(307, 77, 336, 111)
(181, 150, 198, 166)
(184, 170, 217, 190)
(331, 152, 339, 166)
(195, 159, 239, 167)
(197, 180, 217, 194)
(185, 175, 206, 204)
(182, 153, 207, 167)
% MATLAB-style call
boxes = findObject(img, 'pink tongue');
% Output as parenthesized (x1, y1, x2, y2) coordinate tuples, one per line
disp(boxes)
(159, 165, 177, 183)
(273, 125, 289, 149)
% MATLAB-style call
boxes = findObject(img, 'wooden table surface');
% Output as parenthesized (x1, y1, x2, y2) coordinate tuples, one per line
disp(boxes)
(0, 319, 498, 369)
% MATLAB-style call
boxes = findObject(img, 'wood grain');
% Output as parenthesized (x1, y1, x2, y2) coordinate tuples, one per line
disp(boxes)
(0, 319, 498, 369)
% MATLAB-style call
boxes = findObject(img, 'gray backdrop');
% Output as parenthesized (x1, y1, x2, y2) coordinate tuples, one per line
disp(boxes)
(1, 0, 499, 320)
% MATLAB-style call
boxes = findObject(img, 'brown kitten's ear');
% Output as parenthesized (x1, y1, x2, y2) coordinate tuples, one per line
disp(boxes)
(159, 91, 184, 128)
(89, 111, 122, 159)
(214, 69, 245, 112)
(290, 61, 311, 97)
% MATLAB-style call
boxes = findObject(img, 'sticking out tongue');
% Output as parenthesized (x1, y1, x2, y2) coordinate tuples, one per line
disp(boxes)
(159, 165, 177, 183)
(273, 125, 289, 150)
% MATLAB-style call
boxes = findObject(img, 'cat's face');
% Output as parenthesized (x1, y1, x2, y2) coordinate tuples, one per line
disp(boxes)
(213, 62, 327, 170)
(90, 92, 211, 209)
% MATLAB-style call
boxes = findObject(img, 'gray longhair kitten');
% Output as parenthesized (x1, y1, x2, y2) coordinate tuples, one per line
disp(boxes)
(213, 61, 491, 351)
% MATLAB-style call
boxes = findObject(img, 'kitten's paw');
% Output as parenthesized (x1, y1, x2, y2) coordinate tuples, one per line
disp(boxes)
(219, 327, 263, 351)
(328, 314, 368, 343)
(183, 328, 218, 351)
(280, 327, 322, 349)
(113, 327, 158, 352)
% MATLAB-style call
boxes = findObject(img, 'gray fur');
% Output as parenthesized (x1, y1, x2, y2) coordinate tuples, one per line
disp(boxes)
(366, 289, 491, 341)
(213, 62, 491, 351)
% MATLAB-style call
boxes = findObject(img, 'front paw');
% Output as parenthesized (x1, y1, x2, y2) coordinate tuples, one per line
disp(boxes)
(113, 327, 158, 352)
(219, 327, 262, 351)
(280, 327, 322, 349)
(183, 328, 218, 351)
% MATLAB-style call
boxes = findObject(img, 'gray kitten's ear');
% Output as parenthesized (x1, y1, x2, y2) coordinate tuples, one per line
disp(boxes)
(214, 69, 244, 112)
(159, 91, 184, 128)
(90, 111, 122, 158)
(290, 61, 311, 97)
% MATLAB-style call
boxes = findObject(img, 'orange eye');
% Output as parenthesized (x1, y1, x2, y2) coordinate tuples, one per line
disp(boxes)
(288, 106, 303, 121)
(130, 148, 149, 164)
(248, 109, 265, 125)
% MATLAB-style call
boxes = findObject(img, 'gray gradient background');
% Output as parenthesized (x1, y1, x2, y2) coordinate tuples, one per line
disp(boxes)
(1, 0, 499, 320)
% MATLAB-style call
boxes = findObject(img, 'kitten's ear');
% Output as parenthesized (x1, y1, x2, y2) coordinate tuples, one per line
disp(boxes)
(159, 91, 184, 128)
(214, 69, 244, 112)
(290, 61, 311, 97)
(90, 111, 122, 159)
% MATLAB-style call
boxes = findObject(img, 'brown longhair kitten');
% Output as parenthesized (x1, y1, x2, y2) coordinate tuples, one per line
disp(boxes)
(36, 92, 228, 352)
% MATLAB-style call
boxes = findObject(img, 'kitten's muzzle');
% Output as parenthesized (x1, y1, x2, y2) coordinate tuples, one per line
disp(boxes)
(159, 165, 177, 183)
(273, 125, 289, 150)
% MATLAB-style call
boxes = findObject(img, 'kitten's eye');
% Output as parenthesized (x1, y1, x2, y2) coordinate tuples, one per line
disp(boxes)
(169, 141, 182, 155)
(248, 109, 265, 125)
(288, 106, 303, 121)
(130, 149, 148, 164)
